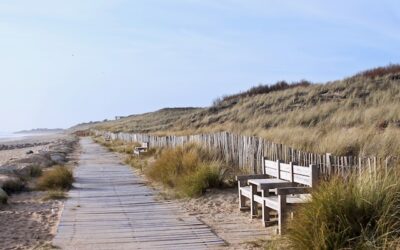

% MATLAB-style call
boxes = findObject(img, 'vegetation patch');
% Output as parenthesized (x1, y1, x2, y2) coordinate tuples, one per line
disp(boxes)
(85, 65, 400, 159)
(28, 165, 43, 178)
(93, 137, 139, 154)
(44, 190, 68, 200)
(37, 166, 74, 191)
(2, 178, 26, 195)
(97, 138, 239, 197)
(286, 170, 400, 249)
(147, 144, 230, 197)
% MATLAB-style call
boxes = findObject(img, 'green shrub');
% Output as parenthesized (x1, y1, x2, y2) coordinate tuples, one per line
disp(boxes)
(0, 188, 8, 204)
(179, 163, 223, 197)
(287, 171, 400, 249)
(147, 144, 226, 197)
(2, 179, 25, 194)
(37, 166, 74, 191)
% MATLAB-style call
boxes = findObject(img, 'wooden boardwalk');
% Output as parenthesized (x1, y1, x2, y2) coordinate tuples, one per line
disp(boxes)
(53, 138, 225, 249)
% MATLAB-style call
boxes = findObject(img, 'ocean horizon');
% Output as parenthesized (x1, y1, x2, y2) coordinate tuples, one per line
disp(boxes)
(0, 131, 39, 142)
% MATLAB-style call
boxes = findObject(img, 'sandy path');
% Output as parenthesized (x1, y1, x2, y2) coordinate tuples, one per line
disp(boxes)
(53, 138, 224, 249)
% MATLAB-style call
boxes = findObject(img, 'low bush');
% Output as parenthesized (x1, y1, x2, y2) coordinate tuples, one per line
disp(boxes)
(147, 144, 226, 197)
(178, 162, 223, 197)
(37, 166, 74, 191)
(287, 171, 400, 249)
(2, 179, 25, 194)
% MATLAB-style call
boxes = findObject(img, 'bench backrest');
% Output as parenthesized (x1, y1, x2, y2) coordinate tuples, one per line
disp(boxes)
(141, 142, 149, 148)
(263, 159, 318, 187)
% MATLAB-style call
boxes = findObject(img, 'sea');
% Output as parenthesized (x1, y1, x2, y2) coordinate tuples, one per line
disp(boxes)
(0, 132, 38, 143)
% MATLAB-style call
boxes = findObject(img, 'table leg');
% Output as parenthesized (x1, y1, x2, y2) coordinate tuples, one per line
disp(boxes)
(261, 190, 272, 227)
(250, 184, 258, 218)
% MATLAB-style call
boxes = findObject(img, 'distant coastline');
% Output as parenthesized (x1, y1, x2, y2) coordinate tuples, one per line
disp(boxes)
(14, 128, 64, 134)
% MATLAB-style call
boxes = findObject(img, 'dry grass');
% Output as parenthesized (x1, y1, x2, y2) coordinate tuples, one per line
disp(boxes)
(43, 190, 68, 200)
(91, 108, 201, 133)
(286, 169, 400, 249)
(145, 144, 230, 197)
(99, 139, 233, 197)
(37, 166, 74, 191)
(83, 67, 400, 159)
(93, 136, 140, 154)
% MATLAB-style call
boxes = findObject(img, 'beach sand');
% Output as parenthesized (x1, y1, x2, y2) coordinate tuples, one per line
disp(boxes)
(0, 133, 78, 250)
(0, 192, 63, 250)
(0, 133, 68, 166)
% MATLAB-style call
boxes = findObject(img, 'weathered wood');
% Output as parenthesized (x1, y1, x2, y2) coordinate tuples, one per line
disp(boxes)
(53, 138, 224, 249)
(94, 130, 399, 180)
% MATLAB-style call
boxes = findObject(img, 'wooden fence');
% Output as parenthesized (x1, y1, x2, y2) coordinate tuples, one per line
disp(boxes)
(93, 130, 398, 179)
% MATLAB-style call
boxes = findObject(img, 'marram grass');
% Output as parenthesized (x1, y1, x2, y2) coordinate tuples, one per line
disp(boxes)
(286, 170, 400, 249)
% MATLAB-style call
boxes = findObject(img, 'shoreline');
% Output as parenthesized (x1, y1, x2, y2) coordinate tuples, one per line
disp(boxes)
(0, 133, 79, 250)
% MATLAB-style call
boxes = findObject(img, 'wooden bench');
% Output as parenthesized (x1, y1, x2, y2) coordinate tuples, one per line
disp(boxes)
(133, 142, 149, 156)
(237, 159, 318, 234)
(236, 160, 294, 212)
(255, 160, 318, 234)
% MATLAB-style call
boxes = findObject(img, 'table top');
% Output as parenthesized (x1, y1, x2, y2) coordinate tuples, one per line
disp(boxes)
(248, 178, 294, 189)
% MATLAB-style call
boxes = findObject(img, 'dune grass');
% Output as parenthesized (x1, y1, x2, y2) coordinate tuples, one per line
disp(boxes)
(286, 170, 400, 249)
(88, 68, 400, 159)
(37, 166, 74, 191)
(146, 144, 229, 197)
(96, 137, 230, 197)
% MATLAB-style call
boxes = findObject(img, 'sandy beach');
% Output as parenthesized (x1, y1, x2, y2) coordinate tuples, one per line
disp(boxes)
(0, 133, 67, 165)
(0, 133, 78, 250)
(0, 192, 63, 250)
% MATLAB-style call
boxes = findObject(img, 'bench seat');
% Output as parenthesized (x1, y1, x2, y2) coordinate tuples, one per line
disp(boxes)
(254, 194, 311, 210)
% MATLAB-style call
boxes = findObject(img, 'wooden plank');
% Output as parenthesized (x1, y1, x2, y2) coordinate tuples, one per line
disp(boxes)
(53, 138, 224, 250)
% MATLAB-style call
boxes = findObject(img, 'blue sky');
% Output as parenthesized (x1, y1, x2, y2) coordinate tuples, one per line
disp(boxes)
(0, 0, 399, 132)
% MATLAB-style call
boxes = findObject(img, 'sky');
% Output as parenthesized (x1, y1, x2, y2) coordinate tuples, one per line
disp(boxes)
(0, 0, 399, 132)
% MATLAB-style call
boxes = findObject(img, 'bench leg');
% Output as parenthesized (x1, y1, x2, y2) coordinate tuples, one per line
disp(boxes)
(277, 195, 287, 235)
(250, 184, 258, 218)
(262, 200, 272, 227)
(238, 182, 249, 211)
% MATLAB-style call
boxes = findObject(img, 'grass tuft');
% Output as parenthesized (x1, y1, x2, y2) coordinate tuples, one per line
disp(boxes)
(44, 190, 68, 200)
(37, 166, 74, 191)
(147, 144, 227, 197)
(286, 170, 400, 249)
(178, 162, 222, 197)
